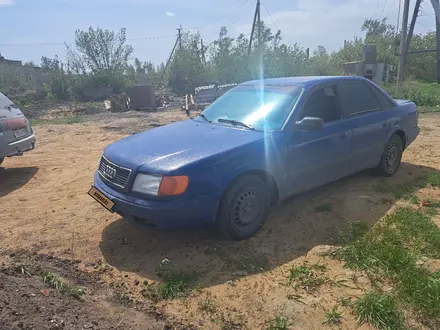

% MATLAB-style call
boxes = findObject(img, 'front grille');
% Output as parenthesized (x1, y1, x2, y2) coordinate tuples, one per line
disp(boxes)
(98, 156, 132, 188)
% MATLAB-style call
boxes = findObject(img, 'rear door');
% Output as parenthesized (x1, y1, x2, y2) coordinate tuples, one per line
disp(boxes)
(287, 83, 352, 194)
(338, 79, 392, 174)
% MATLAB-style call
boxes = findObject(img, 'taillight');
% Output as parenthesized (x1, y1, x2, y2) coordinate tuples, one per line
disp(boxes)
(3, 117, 27, 130)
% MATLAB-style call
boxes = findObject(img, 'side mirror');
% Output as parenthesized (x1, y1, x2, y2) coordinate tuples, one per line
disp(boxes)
(293, 117, 324, 131)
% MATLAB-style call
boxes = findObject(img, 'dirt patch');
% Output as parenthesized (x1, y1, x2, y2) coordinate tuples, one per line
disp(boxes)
(0, 109, 439, 329)
(0, 252, 178, 330)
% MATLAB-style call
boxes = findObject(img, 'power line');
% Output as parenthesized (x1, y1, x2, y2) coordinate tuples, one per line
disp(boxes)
(224, 0, 252, 26)
(0, 35, 175, 47)
(185, 0, 248, 31)
(261, 3, 281, 31)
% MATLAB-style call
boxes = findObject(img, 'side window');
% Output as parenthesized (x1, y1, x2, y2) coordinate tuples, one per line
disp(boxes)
(299, 85, 340, 123)
(340, 80, 381, 116)
(367, 83, 396, 110)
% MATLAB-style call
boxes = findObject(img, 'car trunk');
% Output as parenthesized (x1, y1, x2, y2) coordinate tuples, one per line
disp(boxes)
(0, 94, 31, 144)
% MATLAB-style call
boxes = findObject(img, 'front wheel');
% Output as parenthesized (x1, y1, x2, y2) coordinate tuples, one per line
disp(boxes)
(216, 174, 270, 241)
(377, 134, 403, 177)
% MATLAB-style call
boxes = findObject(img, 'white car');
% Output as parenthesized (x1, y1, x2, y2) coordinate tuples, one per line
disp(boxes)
(0, 92, 36, 165)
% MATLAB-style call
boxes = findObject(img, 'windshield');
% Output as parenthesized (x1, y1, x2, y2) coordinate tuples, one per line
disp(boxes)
(200, 85, 303, 131)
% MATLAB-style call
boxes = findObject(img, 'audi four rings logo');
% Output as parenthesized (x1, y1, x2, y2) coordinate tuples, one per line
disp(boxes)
(103, 164, 117, 179)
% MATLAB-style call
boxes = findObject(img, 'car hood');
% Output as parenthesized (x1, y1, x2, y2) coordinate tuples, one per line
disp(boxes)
(104, 119, 265, 173)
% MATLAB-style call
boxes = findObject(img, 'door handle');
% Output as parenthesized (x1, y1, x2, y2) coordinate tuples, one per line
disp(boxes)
(340, 131, 348, 138)
(382, 123, 388, 128)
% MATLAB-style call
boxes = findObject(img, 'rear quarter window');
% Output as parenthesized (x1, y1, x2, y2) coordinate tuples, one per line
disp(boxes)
(339, 80, 381, 117)
(0, 93, 13, 109)
(366, 82, 396, 110)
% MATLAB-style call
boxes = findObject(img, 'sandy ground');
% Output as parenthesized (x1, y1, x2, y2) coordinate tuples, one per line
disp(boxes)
(1, 108, 440, 329)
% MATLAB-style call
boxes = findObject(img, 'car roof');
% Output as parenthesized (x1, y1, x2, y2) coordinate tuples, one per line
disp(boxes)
(239, 75, 367, 89)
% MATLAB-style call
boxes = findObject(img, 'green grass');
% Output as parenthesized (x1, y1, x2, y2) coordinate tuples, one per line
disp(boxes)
(42, 271, 85, 299)
(384, 81, 440, 108)
(315, 203, 333, 213)
(337, 221, 369, 244)
(338, 296, 353, 307)
(354, 292, 404, 330)
(288, 263, 328, 292)
(426, 172, 440, 187)
(266, 315, 293, 330)
(323, 306, 342, 326)
(154, 270, 195, 300)
(336, 207, 440, 327)
(374, 175, 427, 199)
(199, 299, 217, 314)
(30, 116, 86, 126)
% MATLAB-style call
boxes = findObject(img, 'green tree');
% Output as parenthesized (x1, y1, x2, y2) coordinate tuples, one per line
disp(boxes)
(66, 27, 134, 93)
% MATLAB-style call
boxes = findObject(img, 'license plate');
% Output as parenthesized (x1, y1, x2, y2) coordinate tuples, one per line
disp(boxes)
(14, 127, 27, 139)
(88, 186, 114, 211)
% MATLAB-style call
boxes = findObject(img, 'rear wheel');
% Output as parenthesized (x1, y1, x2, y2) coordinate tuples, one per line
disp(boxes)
(216, 174, 270, 241)
(377, 134, 403, 177)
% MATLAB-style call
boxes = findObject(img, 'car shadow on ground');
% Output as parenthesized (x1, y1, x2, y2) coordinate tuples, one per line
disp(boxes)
(0, 166, 38, 197)
(100, 162, 439, 287)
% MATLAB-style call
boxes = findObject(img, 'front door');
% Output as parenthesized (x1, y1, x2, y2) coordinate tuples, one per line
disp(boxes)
(287, 84, 352, 195)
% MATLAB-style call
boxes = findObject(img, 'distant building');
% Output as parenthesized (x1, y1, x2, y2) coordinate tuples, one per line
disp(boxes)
(0, 53, 22, 66)
(342, 46, 394, 85)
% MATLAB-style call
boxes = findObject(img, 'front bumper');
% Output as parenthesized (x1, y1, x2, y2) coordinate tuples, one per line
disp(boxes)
(0, 133, 36, 158)
(93, 172, 221, 230)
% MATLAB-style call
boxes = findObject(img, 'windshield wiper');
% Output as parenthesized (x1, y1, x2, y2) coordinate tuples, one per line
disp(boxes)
(218, 118, 254, 130)
(197, 113, 211, 122)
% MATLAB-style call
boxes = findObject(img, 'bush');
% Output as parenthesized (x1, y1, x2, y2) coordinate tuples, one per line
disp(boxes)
(384, 80, 440, 107)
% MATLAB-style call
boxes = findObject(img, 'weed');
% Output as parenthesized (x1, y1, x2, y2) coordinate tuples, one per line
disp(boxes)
(338, 296, 352, 307)
(156, 270, 195, 300)
(323, 306, 342, 325)
(337, 221, 369, 244)
(354, 292, 404, 330)
(117, 292, 131, 305)
(42, 271, 85, 299)
(422, 198, 440, 208)
(232, 253, 269, 274)
(315, 203, 333, 213)
(426, 172, 440, 187)
(288, 263, 328, 292)
(374, 175, 426, 199)
(266, 315, 293, 330)
(199, 299, 217, 314)
(405, 193, 420, 205)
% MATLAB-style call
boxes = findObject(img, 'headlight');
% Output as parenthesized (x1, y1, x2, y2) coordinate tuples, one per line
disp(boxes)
(132, 174, 189, 196)
(132, 174, 162, 195)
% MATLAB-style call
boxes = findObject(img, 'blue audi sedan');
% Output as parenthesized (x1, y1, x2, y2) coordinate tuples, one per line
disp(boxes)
(89, 76, 419, 240)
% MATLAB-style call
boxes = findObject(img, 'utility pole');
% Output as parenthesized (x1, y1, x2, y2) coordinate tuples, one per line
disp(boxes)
(257, 0, 261, 63)
(177, 27, 182, 50)
(247, 1, 259, 57)
(403, 0, 422, 75)
(397, 0, 410, 88)
(433, 0, 440, 83)
(161, 31, 180, 82)
(201, 39, 206, 65)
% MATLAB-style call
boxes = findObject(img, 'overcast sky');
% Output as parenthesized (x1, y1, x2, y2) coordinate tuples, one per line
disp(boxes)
(0, 0, 437, 65)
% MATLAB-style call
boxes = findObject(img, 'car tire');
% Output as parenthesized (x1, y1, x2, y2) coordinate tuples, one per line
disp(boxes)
(377, 134, 403, 177)
(216, 174, 270, 241)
